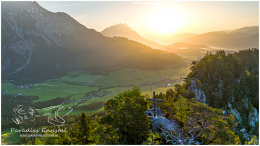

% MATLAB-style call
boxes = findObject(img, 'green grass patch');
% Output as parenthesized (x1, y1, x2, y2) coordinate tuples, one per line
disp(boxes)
(2, 82, 99, 102)
(95, 66, 190, 86)
(60, 73, 102, 82)
(1, 129, 20, 145)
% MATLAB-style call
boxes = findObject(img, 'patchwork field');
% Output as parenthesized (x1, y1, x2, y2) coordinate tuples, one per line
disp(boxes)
(2, 65, 190, 116)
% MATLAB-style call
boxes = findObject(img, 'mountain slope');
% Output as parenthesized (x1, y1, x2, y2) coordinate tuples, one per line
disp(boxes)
(181, 26, 259, 49)
(1, 1, 185, 84)
(101, 23, 163, 49)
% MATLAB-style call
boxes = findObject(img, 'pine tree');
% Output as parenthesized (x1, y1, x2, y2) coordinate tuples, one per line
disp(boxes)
(101, 86, 151, 144)
(70, 112, 91, 144)
(174, 94, 189, 126)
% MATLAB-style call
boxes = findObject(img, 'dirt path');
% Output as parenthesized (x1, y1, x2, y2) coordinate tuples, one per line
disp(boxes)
(65, 108, 73, 115)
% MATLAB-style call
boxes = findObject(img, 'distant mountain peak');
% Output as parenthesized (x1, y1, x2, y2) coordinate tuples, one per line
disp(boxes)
(102, 23, 133, 34)
(101, 23, 163, 48)
(116, 23, 129, 27)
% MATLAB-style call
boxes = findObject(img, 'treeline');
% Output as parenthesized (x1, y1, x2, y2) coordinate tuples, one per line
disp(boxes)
(78, 101, 105, 111)
(34, 97, 65, 109)
(1, 94, 38, 119)
(1, 94, 39, 129)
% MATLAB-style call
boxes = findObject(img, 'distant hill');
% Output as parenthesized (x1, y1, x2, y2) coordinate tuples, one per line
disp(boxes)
(163, 33, 197, 45)
(101, 23, 163, 49)
(160, 43, 216, 57)
(1, 1, 185, 84)
(181, 26, 259, 50)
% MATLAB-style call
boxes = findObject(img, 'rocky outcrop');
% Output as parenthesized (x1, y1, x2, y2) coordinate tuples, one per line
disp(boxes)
(187, 79, 206, 104)
(145, 106, 189, 144)
(249, 107, 259, 128)
(228, 102, 242, 123)
(145, 105, 162, 118)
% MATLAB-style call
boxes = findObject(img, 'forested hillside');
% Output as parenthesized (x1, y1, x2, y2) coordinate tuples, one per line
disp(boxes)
(183, 49, 259, 142)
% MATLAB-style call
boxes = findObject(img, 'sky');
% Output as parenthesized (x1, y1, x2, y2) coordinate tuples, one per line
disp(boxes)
(38, 1, 259, 43)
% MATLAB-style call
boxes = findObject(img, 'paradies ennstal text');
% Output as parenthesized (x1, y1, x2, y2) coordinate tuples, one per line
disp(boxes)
(11, 128, 67, 133)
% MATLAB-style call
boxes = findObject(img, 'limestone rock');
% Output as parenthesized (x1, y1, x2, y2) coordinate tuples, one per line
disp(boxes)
(187, 79, 206, 104)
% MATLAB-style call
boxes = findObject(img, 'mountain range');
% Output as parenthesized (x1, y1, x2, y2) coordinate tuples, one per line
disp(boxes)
(160, 26, 258, 57)
(180, 26, 259, 49)
(1, 1, 185, 83)
(101, 23, 163, 49)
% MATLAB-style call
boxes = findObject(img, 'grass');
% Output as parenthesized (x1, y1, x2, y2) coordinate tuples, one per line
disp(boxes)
(2, 81, 99, 102)
(58, 107, 104, 116)
(60, 73, 102, 82)
(94, 65, 190, 86)
(1, 129, 20, 145)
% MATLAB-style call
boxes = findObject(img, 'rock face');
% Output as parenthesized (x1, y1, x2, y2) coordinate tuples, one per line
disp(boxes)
(228, 102, 242, 123)
(187, 79, 206, 104)
(249, 107, 259, 127)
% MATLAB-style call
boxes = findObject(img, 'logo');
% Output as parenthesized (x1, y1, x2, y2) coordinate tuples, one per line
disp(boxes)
(12, 104, 66, 126)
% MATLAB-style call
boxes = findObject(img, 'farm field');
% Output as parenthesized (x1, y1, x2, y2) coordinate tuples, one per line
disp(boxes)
(2, 65, 190, 117)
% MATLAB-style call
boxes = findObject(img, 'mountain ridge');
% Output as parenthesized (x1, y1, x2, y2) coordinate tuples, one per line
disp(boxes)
(181, 26, 259, 49)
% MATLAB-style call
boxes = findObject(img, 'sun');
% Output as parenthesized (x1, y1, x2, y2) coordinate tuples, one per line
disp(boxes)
(149, 9, 183, 34)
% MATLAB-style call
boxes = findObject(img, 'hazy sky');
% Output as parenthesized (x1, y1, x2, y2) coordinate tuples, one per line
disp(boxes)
(38, 1, 259, 42)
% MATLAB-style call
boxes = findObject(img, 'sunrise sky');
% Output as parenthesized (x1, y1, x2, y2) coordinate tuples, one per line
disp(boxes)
(38, 1, 259, 42)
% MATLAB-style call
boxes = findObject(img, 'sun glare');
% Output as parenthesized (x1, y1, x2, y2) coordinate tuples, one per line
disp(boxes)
(149, 9, 183, 34)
